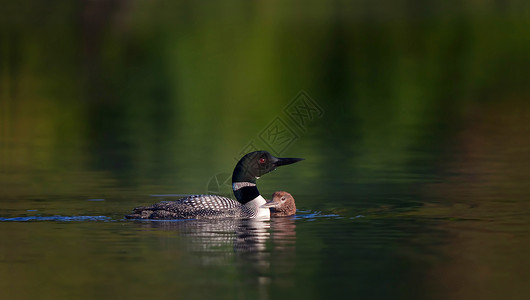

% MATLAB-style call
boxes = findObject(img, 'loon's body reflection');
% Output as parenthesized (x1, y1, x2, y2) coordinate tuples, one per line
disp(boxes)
(136, 216, 296, 262)
(134, 216, 296, 298)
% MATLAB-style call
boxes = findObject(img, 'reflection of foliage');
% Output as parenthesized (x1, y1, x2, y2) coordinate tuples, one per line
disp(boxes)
(1, 1, 529, 197)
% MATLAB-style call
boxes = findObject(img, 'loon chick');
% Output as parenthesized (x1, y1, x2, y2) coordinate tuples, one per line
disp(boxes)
(263, 191, 296, 217)
(125, 151, 303, 220)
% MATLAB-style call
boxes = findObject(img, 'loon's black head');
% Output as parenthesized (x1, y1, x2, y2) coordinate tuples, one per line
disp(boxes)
(232, 151, 304, 183)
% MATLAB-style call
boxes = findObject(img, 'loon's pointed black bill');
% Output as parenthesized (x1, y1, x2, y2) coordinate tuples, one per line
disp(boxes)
(273, 157, 304, 167)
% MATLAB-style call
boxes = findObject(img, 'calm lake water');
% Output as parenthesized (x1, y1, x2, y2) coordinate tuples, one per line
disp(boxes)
(1, 1, 530, 300)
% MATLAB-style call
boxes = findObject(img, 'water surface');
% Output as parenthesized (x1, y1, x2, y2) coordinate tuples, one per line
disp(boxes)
(1, 1, 530, 299)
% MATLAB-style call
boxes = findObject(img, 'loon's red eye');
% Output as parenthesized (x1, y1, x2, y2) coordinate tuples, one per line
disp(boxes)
(258, 158, 266, 164)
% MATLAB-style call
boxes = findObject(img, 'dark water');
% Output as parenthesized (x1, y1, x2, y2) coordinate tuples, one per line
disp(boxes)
(1, 1, 530, 299)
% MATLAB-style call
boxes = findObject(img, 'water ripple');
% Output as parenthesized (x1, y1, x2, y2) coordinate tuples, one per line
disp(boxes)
(295, 210, 364, 220)
(0, 215, 112, 222)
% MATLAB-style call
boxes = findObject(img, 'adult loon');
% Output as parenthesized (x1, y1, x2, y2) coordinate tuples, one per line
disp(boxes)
(264, 191, 296, 217)
(125, 151, 303, 220)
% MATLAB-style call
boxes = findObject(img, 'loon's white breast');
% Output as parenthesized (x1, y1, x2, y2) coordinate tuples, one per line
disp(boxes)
(247, 195, 270, 219)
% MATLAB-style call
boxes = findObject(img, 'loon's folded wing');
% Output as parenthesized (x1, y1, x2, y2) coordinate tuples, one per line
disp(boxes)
(174, 195, 242, 210)
(125, 195, 243, 220)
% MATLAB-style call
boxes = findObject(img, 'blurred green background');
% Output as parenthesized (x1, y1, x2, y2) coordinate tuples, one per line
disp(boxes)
(2, 0, 528, 199)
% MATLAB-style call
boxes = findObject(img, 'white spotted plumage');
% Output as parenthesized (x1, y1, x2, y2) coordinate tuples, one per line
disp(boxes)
(128, 194, 269, 220)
